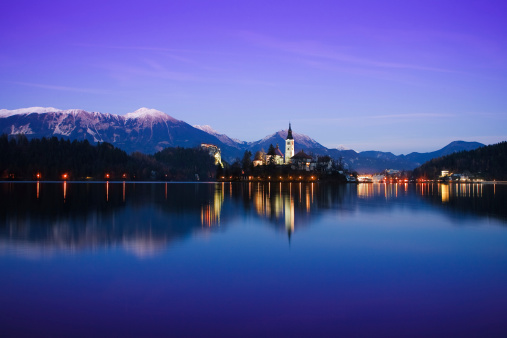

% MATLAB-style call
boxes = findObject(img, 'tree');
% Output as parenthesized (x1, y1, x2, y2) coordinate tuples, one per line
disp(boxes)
(254, 150, 265, 161)
(267, 144, 276, 156)
(267, 144, 276, 165)
(241, 150, 252, 172)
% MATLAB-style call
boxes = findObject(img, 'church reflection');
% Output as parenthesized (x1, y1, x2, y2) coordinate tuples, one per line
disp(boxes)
(201, 183, 224, 227)
(251, 182, 317, 238)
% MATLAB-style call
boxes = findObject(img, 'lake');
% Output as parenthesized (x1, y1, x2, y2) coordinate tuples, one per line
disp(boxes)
(1, 182, 506, 337)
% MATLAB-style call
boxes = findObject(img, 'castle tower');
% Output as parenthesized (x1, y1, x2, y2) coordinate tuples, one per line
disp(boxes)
(285, 123, 294, 164)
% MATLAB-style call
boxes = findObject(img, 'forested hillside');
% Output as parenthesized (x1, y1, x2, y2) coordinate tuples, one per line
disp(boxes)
(0, 134, 217, 181)
(413, 141, 507, 180)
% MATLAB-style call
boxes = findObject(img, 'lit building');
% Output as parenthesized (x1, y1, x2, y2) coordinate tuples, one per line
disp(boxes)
(266, 144, 285, 165)
(285, 123, 295, 164)
(201, 143, 223, 167)
(290, 150, 314, 171)
(253, 150, 266, 166)
(357, 175, 373, 183)
(253, 123, 296, 167)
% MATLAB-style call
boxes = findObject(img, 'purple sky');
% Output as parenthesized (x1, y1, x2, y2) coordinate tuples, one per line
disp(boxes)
(1, 0, 506, 154)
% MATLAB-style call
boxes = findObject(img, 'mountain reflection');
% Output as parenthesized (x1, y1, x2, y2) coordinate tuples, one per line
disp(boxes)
(0, 182, 505, 257)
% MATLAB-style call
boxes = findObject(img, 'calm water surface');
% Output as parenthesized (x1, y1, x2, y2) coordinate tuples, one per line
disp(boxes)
(1, 182, 506, 337)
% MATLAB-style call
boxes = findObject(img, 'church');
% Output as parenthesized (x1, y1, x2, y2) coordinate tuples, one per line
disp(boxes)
(285, 123, 295, 164)
(257, 123, 295, 166)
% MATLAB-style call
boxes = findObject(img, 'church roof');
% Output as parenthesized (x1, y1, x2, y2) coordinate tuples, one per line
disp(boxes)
(286, 123, 293, 140)
(291, 150, 313, 160)
(267, 144, 284, 157)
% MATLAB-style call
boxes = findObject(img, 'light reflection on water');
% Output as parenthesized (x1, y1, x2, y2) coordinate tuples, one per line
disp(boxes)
(356, 182, 487, 200)
(0, 182, 505, 257)
(1, 182, 507, 336)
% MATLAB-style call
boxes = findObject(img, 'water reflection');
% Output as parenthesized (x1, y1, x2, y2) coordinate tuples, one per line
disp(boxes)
(358, 182, 413, 199)
(201, 183, 224, 227)
(1, 182, 506, 257)
(441, 184, 450, 203)
(252, 183, 302, 237)
(357, 182, 488, 202)
(358, 182, 505, 221)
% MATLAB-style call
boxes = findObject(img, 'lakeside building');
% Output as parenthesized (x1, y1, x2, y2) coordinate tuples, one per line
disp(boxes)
(439, 170, 484, 182)
(266, 144, 285, 165)
(201, 143, 223, 167)
(290, 150, 315, 171)
(252, 151, 265, 167)
(357, 175, 373, 183)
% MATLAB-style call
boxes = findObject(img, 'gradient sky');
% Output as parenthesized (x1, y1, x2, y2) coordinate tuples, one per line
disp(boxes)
(1, 0, 506, 154)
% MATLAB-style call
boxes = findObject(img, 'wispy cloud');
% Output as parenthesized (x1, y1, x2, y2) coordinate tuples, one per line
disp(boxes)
(10, 81, 110, 94)
(296, 113, 455, 124)
(73, 43, 238, 57)
(237, 31, 458, 73)
(364, 27, 506, 65)
(461, 111, 507, 119)
(100, 57, 279, 87)
(102, 61, 204, 82)
(371, 113, 455, 119)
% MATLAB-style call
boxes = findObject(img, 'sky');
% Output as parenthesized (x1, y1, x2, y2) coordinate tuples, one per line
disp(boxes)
(1, 0, 506, 154)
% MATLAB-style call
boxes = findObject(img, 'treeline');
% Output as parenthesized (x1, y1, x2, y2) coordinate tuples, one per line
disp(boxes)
(413, 141, 507, 180)
(154, 146, 216, 180)
(0, 134, 217, 181)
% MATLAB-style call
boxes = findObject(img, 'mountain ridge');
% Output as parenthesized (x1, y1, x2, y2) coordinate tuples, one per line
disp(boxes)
(0, 107, 487, 172)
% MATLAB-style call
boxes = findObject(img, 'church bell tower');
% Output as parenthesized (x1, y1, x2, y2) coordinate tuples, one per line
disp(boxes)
(285, 123, 294, 164)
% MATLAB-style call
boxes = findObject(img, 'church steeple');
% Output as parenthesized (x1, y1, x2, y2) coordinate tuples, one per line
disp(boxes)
(285, 122, 294, 164)
(286, 122, 293, 140)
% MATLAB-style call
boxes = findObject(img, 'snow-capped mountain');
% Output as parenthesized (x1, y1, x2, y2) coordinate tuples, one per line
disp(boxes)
(0, 107, 486, 171)
(245, 129, 327, 153)
(0, 107, 62, 118)
(0, 107, 227, 154)
(194, 125, 246, 148)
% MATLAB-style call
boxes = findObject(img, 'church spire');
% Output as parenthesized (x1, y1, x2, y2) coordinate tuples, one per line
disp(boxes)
(286, 122, 293, 140)
(285, 122, 295, 164)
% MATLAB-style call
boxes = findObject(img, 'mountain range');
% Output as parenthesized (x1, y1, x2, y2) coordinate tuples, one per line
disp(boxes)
(0, 107, 485, 173)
